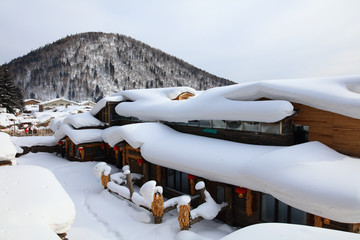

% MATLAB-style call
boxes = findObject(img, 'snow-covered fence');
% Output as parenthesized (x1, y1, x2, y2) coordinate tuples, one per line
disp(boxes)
(93, 162, 227, 230)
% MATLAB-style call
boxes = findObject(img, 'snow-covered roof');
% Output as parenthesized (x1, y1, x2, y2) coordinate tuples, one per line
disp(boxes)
(63, 112, 105, 129)
(55, 124, 103, 145)
(94, 75, 360, 122)
(11, 136, 58, 147)
(220, 223, 360, 240)
(0, 132, 17, 161)
(90, 95, 124, 116)
(102, 122, 360, 223)
(39, 98, 79, 106)
(217, 75, 360, 119)
(0, 165, 75, 234)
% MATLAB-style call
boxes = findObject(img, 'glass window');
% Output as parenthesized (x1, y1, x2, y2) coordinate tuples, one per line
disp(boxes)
(188, 120, 199, 127)
(282, 121, 292, 134)
(199, 120, 211, 128)
(227, 121, 242, 130)
(261, 194, 276, 222)
(166, 169, 175, 189)
(175, 171, 181, 191)
(290, 207, 307, 224)
(216, 185, 225, 203)
(261, 123, 280, 134)
(243, 122, 260, 132)
(212, 120, 226, 129)
(181, 173, 188, 193)
(278, 201, 288, 223)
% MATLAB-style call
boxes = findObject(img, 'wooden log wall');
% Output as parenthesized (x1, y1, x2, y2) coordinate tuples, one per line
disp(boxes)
(292, 103, 360, 157)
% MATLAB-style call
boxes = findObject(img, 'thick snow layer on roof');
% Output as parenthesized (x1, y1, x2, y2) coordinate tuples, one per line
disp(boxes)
(11, 136, 58, 147)
(39, 97, 79, 106)
(0, 165, 75, 234)
(90, 94, 124, 116)
(220, 223, 360, 240)
(54, 124, 103, 145)
(0, 132, 17, 160)
(102, 122, 360, 223)
(63, 112, 105, 129)
(115, 87, 293, 122)
(220, 75, 360, 119)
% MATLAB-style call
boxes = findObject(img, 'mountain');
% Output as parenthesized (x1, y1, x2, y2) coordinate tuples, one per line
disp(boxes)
(6, 32, 235, 102)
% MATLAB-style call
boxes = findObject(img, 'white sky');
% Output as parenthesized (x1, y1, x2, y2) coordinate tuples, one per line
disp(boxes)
(0, 0, 359, 83)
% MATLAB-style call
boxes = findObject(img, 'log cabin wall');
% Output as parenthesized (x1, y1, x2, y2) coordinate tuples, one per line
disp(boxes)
(292, 103, 360, 157)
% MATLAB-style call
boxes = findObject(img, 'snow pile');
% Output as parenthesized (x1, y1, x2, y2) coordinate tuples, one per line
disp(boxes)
(220, 223, 360, 240)
(11, 136, 58, 147)
(115, 86, 293, 123)
(87, 75, 360, 123)
(63, 112, 105, 129)
(0, 132, 17, 161)
(0, 222, 62, 240)
(54, 124, 103, 145)
(102, 122, 360, 223)
(107, 182, 131, 199)
(191, 182, 227, 220)
(0, 113, 17, 127)
(219, 75, 360, 119)
(90, 94, 124, 116)
(93, 162, 111, 179)
(49, 116, 67, 132)
(0, 165, 75, 234)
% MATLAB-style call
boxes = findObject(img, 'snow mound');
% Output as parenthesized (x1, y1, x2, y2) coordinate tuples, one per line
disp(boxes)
(220, 223, 360, 240)
(0, 165, 75, 234)
(0, 132, 17, 161)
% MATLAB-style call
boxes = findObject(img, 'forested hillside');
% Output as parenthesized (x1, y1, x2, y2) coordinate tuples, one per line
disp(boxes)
(6, 32, 234, 102)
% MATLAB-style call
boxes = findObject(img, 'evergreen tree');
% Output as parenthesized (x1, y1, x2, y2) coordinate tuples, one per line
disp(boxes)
(0, 64, 24, 114)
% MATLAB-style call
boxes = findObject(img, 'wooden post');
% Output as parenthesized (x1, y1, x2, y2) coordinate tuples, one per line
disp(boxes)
(178, 204, 191, 230)
(246, 189, 253, 217)
(199, 187, 206, 203)
(143, 161, 149, 183)
(156, 165, 162, 183)
(125, 170, 134, 198)
(122, 148, 126, 166)
(151, 192, 164, 224)
(351, 223, 360, 233)
(314, 215, 322, 228)
(224, 186, 233, 226)
(101, 172, 110, 189)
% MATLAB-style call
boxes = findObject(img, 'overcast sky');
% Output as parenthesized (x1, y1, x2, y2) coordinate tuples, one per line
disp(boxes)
(1, 0, 359, 83)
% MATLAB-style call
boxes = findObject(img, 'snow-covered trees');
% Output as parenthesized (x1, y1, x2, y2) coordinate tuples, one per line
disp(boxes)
(0, 64, 23, 114)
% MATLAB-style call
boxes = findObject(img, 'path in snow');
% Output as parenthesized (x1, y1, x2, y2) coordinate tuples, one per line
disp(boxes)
(16, 152, 235, 240)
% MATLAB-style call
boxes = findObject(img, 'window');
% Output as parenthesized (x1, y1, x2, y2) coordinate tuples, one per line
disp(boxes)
(216, 185, 225, 203)
(227, 121, 242, 130)
(261, 194, 306, 224)
(188, 120, 199, 127)
(261, 123, 280, 134)
(243, 122, 260, 132)
(199, 120, 211, 128)
(212, 120, 226, 129)
(293, 125, 309, 144)
(166, 169, 188, 194)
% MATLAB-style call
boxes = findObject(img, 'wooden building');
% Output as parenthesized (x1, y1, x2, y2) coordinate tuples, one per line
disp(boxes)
(64, 137, 106, 162)
(57, 84, 360, 233)
(39, 98, 79, 112)
(292, 103, 360, 157)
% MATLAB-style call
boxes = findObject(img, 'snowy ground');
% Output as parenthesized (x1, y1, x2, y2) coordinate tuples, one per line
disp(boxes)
(16, 152, 235, 240)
